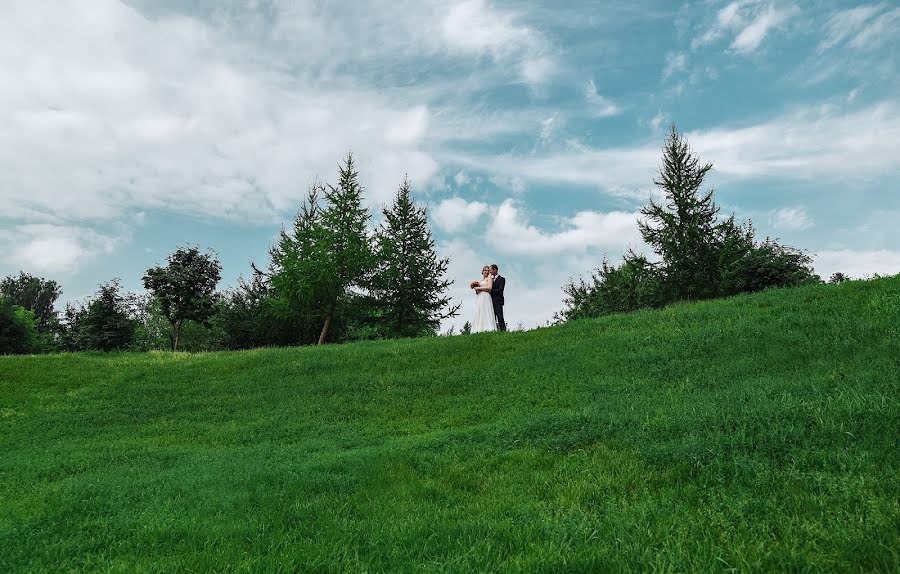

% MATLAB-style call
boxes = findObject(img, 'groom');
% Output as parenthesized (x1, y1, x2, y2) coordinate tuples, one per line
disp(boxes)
(489, 264, 506, 332)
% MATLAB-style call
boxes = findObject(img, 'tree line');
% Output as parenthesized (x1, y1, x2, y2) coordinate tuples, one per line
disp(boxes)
(2, 131, 863, 355)
(1, 153, 459, 354)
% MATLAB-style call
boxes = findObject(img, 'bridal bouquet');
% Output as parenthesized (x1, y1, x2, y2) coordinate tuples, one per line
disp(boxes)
(469, 280, 480, 289)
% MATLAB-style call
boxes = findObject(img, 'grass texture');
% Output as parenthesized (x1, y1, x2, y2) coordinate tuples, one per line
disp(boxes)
(1, 276, 898, 572)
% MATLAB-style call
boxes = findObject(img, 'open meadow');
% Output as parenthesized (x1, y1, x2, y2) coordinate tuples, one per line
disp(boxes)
(1, 277, 898, 572)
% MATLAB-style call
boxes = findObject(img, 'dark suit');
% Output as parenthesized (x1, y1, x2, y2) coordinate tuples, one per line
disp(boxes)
(490, 274, 506, 331)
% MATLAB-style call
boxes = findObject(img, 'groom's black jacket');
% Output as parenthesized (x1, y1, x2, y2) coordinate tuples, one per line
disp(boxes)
(490, 275, 505, 306)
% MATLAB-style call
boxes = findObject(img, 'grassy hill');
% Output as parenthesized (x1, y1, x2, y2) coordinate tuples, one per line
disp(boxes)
(1, 276, 898, 572)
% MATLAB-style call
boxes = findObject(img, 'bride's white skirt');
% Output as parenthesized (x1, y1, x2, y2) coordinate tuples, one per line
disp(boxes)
(472, 292, 497, 333)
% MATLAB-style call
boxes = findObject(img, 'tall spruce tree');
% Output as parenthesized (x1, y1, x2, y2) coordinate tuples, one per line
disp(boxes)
(316, 153, 375, 343)
(640, 125, 728, 301)
(371, 177, 460, 337)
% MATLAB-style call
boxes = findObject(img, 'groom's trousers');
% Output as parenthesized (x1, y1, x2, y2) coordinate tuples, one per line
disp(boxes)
(494, 303, 507, 332)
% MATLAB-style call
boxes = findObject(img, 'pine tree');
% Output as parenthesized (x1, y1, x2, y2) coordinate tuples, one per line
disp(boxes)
(371, 177, 460, 337)
(639, 125, 724, 301)
(316, 153, 375, 344)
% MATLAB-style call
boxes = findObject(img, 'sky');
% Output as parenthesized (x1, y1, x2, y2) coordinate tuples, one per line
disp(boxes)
(1, 0, 898, 331)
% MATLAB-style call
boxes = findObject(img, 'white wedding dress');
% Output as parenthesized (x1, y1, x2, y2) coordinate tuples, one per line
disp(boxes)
(471, 279, 498, 333)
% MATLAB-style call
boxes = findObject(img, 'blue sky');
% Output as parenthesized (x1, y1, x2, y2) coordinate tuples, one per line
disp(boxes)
(1, 0, 898, 329)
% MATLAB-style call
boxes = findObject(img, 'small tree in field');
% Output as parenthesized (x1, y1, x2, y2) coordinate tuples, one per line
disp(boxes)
(143, 246, 222, 351)
(370, 176, 460, 338)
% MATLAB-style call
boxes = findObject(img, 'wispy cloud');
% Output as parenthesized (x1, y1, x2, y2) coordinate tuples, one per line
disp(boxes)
(449, 100, 900, 193)
(819, 3, 899, 53)
(585, 80, 622, 118)
(769, 206, 813, 231)
(662, 52, 687, 79)
(692, 1, 797, 54)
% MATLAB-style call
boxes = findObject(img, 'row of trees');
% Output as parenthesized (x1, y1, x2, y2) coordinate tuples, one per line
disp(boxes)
(1, 154, 460, 354)
(558, 126, 822, 321)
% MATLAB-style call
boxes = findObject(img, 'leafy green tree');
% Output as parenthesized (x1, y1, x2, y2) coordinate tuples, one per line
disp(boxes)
(143, 246, 222, 351)
(0, 297, 38, 355)
(0, 272, 61, 334)
(829, 272, 849, 284)
(370, 177, 460, 338)
(60, 280, 136, 352)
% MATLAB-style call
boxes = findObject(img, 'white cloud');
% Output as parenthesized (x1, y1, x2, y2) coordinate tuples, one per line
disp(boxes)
(431, 197, 489, 233)
(453, 171, 471, 187)
(0, 0, 443, 230)
(451, 99, 900, 195)
(441, 0, 554, 85)
(662, 52, 687, 79)
(692, 1, 797, 54)
(650, 112, 668, 132)
(487, 201, 642, 256)
(768, 207, 813, 231)
(1, 224, 123, 275)
(819, 4, 898, 53)
(731, 4, 795, 54)
(814, 249, 900, 279)
(585, 80, 622, 118)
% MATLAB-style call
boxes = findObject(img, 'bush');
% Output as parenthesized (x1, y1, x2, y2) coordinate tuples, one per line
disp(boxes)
(59, 280, 135, 352)
(0, 297, 38, 354)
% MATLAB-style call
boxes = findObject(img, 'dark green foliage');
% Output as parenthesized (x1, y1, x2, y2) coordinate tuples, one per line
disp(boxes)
(1, 277, 898, 571)
(217, 274, 315, 349)
(830, 272, 849, 284)
(315, 153, 376, 343)
(560, 126, 819, 321)
(370, 177, 459, 338)
(720, 236, 819, 294)
(0, 297, 38, 355)
(59, 280, 136, 352)
(0, 272, 61, 334)
(143, 246, 222, 351)
(640, 127, 721, 301)
(558, 255, 664, 321)
(270, 154, 375, 345)
(269, 184, 332, 346)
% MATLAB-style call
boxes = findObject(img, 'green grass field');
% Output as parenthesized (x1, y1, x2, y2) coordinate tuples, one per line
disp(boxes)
(1, 277, 898, 572)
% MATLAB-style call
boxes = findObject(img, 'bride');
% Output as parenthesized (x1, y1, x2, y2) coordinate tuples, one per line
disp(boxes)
(470, 265, 498, 333)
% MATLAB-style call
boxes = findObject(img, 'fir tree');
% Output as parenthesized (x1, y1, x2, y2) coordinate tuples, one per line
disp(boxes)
(371, 177, 460, 337)
(315, 153, 375, 344)
(640, 124, 727, 301)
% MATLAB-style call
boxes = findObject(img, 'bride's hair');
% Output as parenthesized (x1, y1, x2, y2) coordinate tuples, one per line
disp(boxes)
(481, 265, 490, 275)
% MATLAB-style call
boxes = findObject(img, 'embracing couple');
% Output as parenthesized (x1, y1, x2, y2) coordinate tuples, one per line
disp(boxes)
(469, 264, 506, 333)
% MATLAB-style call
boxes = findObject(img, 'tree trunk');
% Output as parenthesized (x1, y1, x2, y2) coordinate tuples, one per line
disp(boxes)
(173, 323, 181, 352)
(317, 314, 332, 345)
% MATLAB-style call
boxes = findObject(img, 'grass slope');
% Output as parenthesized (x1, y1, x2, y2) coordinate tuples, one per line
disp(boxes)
(1, 277, 899, 573)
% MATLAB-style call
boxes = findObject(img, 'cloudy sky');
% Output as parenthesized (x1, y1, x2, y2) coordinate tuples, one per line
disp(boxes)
(1, 0, 898, 330)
